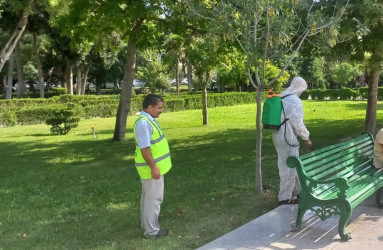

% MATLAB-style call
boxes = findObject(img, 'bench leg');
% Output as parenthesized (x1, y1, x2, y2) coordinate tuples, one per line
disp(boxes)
(377, 188, 383, 208)
(338, 211, 352, 241)
(291, 206, 306, 232)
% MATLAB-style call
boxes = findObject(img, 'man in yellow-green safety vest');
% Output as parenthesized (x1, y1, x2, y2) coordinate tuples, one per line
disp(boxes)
(133, 94, 172, 238)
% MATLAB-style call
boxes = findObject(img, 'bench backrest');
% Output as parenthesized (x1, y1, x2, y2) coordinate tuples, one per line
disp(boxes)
(288, 132, 374, 192)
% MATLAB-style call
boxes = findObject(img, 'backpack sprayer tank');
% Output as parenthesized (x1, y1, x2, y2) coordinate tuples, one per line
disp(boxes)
(262, 89, 282, 130)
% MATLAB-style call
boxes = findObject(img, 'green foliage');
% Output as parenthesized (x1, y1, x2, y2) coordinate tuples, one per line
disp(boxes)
(0, 110, 17, 127)
(136, 50, 170, 93)
(163, 98, 185, 112)
(187, 35, 222, 87)
(359, 87, 368, 99)
(259, 61, 290, 91)
(339, 88, 358, 100)
(324, 89, 339, 100)
(52, 87, 67, 95)
(301, 57, 326, 89)
(45, 104, 80, 135)
(310, 89, 326, 100)
(17, 105, 66, 125)
(216, 48, 248, 89)
(300, 91, 310, 100)
(330, 62, 361, 87)
(83, 103, 119, 119)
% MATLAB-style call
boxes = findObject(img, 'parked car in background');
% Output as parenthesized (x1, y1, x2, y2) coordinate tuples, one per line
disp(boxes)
(4, 84, 17, 92)
(133, 79, 146, 88)
(15, 82, 30, 91)
(102, 82, 119, 89)
(33, 81, 46, 91)
(181, 77, 188, 85)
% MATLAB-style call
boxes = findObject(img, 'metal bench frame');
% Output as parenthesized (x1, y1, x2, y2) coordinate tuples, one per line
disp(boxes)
(287, 132, 383, 241)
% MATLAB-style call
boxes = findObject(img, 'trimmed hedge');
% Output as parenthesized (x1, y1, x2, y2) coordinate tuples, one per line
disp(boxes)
(17, 105, 66, 125)
(0, 92, 256, 127)
(305, 87, 383, 100)
(2, 87, 381, 127)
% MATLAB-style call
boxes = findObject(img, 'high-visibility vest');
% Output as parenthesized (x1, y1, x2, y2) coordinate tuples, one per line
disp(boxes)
(133, 115, 172, 179)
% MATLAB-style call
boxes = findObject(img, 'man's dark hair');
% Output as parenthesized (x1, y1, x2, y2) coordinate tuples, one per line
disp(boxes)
(143, 94, 164, 109)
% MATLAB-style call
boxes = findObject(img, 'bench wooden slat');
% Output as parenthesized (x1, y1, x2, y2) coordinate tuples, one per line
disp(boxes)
(299, 133, 371, 162)
(302, 140, 372, 173)
(314, 165, 378, 199)
(310, 148, 372, 180)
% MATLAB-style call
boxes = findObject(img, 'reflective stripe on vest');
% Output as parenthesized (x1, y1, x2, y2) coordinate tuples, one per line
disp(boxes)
(133, 115, 172, 179)
(135, 152, 171, 167)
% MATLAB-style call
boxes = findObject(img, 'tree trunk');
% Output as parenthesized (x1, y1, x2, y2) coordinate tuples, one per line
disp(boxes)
(113, 32, 138, 141)
(15, 43, 25, 98)
(2, 75, 6, 93)
(60, 65, 66, 89)
(114, 78, 118, 92)
(81, 65, 89, 95)
(65, 62, 73, 95)
(76, 62, 82, 95)
(187, 60, 192, 93)
(255, 86, 264, 192)
(46, 67, 54, 92)
(198, 74, 208, 125)
(96, 83, 101, 95)
(0, 1, 31, 71)
(175, 58, 180, 96)
(364, 67, 380, 133)
(6, 52, 15, 100)
(202, 84, 208, 125)
(33, 32, 44, 98)
(113, 20, 143, 141)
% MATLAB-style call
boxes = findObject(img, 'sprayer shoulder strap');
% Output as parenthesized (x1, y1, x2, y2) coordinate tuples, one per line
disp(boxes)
(281, 94, 293, 99)
(280, 94, 293, 127)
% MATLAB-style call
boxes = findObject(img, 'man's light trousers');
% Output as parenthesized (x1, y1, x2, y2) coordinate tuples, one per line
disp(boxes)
(140, 175, 164, 236)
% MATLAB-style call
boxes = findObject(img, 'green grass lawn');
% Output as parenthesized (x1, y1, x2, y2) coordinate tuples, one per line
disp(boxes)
(0, 100, 382, 249)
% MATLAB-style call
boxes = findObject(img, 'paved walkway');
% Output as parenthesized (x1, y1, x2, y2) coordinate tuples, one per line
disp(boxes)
(199, 196, 383, 250)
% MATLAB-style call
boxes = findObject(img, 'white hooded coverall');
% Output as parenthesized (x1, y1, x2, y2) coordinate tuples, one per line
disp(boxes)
(272, 77, 310, 202)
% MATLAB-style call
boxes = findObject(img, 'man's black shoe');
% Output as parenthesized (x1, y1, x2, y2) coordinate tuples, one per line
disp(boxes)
(279, 199, 299, 205)
(145, 229, 168, 239)
(155, 229, 168, 238)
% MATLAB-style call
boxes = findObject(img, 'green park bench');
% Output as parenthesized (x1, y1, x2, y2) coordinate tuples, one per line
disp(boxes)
(287, 132, 383, 241)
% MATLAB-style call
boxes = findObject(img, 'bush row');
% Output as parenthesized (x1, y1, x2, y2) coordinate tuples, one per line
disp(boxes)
(0, 92, 256, 127)
(1, 87, 380, 127)
(301, 87, 383, 100)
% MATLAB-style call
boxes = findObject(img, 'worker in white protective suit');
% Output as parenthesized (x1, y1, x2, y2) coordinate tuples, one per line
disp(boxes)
(272, 76, 313, 205)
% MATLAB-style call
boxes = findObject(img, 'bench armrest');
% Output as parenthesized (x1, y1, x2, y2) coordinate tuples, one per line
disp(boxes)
(288, 156, 351, 198)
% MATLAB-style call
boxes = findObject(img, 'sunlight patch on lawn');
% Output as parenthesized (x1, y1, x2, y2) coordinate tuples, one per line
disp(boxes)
(47, 155, 94, 164)
(107, 202, 133, 210)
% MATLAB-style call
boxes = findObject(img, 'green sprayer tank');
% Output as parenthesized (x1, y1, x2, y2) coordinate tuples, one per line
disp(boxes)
(262, 90, 282, 130)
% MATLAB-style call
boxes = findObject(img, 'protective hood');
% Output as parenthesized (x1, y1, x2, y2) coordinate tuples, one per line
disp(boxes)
(282, 77, 307, 97)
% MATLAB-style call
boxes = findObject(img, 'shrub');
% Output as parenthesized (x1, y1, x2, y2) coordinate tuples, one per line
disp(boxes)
(359, 87, 368, 99)
(310, 89, 325, 100)
(52, 87, 67, 95)
(165, 99, 185, 112)
(300, 91, 310, 100)
(0, 110, 18, 127)
(83, 103, 119, 118)
(324, 89, 339, 100)
(339, 88, 358, 100)
(45, 104, 80, 135)
(378, 87, 383, 101)
(17, 105, 66, 125)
